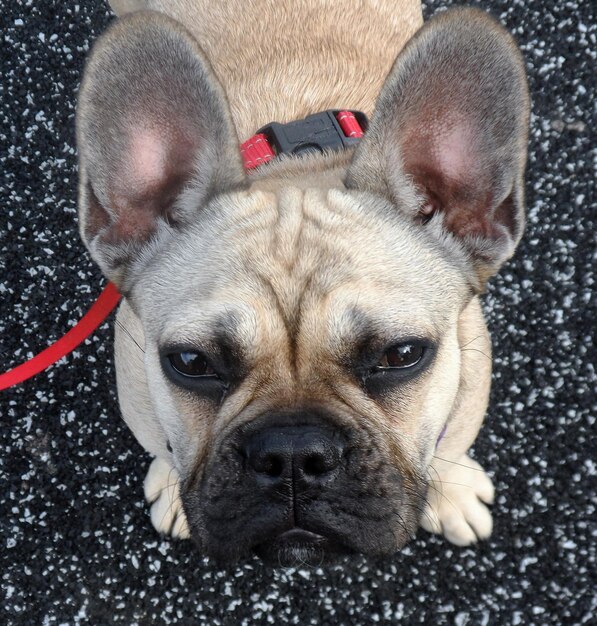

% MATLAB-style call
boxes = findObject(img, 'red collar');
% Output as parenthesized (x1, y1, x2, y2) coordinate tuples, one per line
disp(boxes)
(240, 109, 366, 169)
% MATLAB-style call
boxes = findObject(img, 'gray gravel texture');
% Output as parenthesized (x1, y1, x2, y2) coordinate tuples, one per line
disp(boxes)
(1, 0, 595, 624)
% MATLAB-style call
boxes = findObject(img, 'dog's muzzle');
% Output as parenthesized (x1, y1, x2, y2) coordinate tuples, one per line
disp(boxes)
(240, 421, 348, 563)
(183, 411, 424, 564)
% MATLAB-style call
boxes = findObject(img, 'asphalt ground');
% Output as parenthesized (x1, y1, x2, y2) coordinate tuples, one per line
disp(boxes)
(1, 1, 595, 624)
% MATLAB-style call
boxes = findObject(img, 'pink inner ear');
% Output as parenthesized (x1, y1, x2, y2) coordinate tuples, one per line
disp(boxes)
(128, 128, 168, 192)
(403, 115, 494, 238)
(107, 128, 169, 241)
(432, 120, 475, 187)
(107, 125, 198, 242)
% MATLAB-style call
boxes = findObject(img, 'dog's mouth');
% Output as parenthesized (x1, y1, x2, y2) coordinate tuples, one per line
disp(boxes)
(253, 527, 352, 566)
(185, 411, 426, 563)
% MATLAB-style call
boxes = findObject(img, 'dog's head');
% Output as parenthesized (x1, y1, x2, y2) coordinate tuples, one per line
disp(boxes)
(76, 8, 528, 563)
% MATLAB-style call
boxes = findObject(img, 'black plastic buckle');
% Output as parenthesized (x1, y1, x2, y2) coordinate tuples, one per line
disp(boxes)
(256, 110, 368, 159)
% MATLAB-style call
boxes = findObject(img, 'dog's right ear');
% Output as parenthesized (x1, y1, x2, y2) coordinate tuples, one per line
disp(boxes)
(346, 8, 529, 289)
(77, 11, 246, 289)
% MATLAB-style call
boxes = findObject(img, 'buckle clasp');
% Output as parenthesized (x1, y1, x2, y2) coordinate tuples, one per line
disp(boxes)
(257, 109, 368, 158)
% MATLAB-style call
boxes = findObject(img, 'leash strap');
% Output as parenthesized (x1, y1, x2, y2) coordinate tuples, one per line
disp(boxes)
(0, 282, 121, 391)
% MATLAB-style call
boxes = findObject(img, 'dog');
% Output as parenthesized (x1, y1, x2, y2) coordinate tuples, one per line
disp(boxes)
(76, 0, 529, 564)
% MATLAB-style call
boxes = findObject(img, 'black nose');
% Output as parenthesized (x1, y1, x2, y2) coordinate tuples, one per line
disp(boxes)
(241, 425, 345, 490)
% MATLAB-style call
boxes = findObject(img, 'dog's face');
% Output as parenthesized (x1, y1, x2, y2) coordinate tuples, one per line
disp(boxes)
(133, 182, 470, 561)
(76, 9, 528, 562)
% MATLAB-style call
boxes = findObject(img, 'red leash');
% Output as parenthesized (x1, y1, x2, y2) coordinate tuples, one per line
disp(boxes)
(0, 282, 121, 391)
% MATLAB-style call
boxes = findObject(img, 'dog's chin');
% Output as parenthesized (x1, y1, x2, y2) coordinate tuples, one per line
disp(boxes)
(253, 528, 352, 566)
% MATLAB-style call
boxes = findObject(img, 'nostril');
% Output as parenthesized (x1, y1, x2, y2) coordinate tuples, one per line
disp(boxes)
(246, 449, 288, 478)
(259, 454, 284, 478)
(303, 453, 329, 476)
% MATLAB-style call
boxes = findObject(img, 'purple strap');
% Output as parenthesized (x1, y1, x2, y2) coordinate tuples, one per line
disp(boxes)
(436, 424, 447, 448)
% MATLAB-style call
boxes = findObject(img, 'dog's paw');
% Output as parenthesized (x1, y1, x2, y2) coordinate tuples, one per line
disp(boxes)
(143, 457, 190, 539)
(420, 455, 495, 546)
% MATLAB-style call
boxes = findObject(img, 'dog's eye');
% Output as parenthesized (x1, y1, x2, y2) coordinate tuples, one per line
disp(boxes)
(377, 343, 425, 369)
(161, 349, 228, 400)
(168, 352, 217, 378)
(361, 339, 432, 395)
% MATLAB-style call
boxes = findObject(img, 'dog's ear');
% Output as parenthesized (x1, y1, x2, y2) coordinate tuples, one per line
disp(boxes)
(346, 8, 529, 287)
(77, 11, 245, 289)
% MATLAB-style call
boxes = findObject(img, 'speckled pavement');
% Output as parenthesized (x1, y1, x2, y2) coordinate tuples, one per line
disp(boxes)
(1, 1, 595, 624)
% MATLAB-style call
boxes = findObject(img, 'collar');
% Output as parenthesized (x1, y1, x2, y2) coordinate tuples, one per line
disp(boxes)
(240, 109, 367, 170)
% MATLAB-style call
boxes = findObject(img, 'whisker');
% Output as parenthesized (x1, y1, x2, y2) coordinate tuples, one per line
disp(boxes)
(433, 480, 483, 490)
(115, 318, 145, 354)
(432, 455, 486, 471)
(460, 334, 485, 349)
(408, 502, 436, 530)
(427, 465, 445, 502)
(393, 484, 437, 534)
(159, 468, 181, 533)
(460, 347, 491, 361)
(426, 467, 466, 517)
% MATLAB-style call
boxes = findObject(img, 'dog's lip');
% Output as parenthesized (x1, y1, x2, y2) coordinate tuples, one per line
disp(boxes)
(252, 526, 354, 564)
(276, 528, 326, 544)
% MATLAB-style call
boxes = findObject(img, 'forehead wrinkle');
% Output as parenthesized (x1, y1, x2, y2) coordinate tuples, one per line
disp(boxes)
(271, 187, 306, 268)
(247, 187, 354, 380)
(251, 188, 327, 322)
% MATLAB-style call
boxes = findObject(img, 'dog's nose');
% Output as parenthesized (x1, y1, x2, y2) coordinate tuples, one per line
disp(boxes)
(241, 425, 344, 489)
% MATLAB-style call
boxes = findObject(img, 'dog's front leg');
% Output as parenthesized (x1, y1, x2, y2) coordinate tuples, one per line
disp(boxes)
(421, 297, 496, 546)
(143, 458, 190, 539)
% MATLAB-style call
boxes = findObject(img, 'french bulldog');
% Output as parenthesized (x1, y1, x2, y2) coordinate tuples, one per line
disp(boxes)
(76, 0, 529, 564)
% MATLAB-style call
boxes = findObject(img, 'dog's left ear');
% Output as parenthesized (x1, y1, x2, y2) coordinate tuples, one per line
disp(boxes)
(346, 8, 530, 287)
(76, 12, 246, 290)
